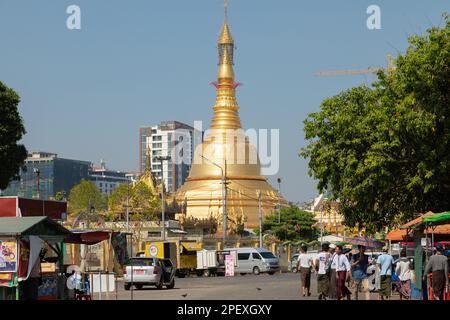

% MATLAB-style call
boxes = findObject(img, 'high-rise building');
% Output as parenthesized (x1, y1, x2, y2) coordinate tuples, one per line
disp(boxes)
(88, 160, 133, 195)
(0, 151, 90, 200)
(138, 121, 202, 193)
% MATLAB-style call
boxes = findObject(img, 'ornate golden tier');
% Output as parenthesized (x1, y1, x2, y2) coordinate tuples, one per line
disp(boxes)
(175, 8, 287, 231)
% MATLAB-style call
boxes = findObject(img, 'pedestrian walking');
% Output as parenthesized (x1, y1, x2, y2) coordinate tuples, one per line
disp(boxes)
(376, 247, 395, 300)
(423, 244, 448, 300)
(332, 245, 352, 300)
(395, 249, 412, 300)
(296, 245, 313, 297)
(328, 243, 338, 300)
(315, 243, 330, 300)
(351, 245, 370, 300)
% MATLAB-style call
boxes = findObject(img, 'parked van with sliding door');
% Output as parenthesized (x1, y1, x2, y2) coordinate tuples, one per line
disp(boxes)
(228, 247, 280, 275)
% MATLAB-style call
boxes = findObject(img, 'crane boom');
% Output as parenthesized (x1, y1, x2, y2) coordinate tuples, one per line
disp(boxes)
(315, 67, 382, 77)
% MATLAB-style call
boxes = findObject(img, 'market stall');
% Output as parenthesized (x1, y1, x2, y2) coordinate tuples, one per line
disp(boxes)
(64, 230, 130, 300)
(0, 216, 71, 300)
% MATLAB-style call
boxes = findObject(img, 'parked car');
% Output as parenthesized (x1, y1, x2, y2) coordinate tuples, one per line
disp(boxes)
(227, 247, 280, 275)
(288, 254, 300, 273)
(123, 257, 175, 290)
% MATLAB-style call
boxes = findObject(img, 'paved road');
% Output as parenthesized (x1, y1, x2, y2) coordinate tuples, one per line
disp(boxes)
(99, 273, 390, 300)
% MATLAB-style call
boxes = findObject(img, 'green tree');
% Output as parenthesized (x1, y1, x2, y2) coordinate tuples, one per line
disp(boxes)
(68, 179, 106, 216)
(108, 183, 131, 221)
(261, 207, 318, 242)
(0, 81, 27, 189)
(301, 15, 450, 232)
(108, 181, 161, 221)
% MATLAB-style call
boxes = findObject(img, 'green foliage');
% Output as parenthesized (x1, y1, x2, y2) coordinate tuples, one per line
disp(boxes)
(301, 15, 450, 232)
(108, 181, 161, 221)
(68, 179, 107, 216)
(0, 81, 27, 189)
(262, 206, 318, 242)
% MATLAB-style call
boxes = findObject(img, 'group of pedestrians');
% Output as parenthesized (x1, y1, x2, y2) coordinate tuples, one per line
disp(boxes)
(296, 242, 449, 300)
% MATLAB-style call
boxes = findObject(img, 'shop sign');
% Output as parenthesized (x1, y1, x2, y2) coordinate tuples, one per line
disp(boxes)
(0, 239, 17, 273)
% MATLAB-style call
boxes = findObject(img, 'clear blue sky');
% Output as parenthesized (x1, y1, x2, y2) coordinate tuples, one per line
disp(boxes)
(0, 0, 447, 202)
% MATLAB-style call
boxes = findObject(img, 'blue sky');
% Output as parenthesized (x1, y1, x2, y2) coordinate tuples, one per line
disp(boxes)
(0, 0, 447, 202)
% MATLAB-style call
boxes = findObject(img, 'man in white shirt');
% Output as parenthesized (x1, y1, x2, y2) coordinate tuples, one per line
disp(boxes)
(315, 243, 330, 300)
(332, 245, 352, 300)
(296, 245, 313, 297)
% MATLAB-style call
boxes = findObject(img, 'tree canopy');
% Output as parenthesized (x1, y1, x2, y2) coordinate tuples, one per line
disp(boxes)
(108, 181, 160, 221)
(262, 206, 318, 242)
(68, 179, 107, 216)
(301, 16, 450, 232)
(0, 81, 27, 190)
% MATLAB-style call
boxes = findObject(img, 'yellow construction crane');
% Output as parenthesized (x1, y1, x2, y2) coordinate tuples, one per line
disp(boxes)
(315, 54, 395, 77)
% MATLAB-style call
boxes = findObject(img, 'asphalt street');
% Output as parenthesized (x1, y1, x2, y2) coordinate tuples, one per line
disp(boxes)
(98, 272, 388, 300)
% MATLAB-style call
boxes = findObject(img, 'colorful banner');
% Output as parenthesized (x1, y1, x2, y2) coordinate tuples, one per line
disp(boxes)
(0, 239, 17, 273)
(225, 255, 235, 277)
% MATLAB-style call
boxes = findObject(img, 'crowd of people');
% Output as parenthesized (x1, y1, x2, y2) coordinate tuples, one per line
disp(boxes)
(295, 243, 449, 300)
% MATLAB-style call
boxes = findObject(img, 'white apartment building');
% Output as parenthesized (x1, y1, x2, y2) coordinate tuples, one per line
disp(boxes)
(139, 121, 202, 193)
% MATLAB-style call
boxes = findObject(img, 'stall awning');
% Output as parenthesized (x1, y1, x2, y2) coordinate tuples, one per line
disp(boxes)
(65, 230, 112, 245)
(400, 211, 434, 230)
(386, 229, 408, 241)
(181, 242, 202, 251)
(423, 212, 450, 225)
(0, 216, 70, 238)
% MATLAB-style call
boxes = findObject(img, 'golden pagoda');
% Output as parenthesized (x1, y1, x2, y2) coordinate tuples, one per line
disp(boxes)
(175, 2, 288, 233)
(140, 145, 158, 194)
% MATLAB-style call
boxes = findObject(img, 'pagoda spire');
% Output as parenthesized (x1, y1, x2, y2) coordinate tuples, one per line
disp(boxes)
(211, 0, 241, 130)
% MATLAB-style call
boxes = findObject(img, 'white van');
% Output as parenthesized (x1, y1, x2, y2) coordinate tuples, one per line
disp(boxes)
(227, 247, 280, 275)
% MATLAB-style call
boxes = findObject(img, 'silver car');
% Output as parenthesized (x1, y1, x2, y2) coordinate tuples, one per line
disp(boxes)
(288, 254, 300, 273)
(124, 257, 175, 290)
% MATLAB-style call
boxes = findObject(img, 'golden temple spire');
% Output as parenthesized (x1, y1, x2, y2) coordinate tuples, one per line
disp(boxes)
(211, 0, 241, 130)
(218, 0, 233, 44)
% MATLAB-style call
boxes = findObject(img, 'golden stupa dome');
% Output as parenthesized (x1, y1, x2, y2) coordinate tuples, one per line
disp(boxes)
(175, 5, 288, 233)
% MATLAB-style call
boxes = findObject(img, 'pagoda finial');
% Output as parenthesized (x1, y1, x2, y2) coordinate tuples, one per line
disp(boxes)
(224, 0, 228, 21)
(218, 0, 233, 45)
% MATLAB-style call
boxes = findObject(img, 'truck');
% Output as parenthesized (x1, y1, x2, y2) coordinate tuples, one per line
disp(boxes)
(144, 240, 202, 278)
(195, 249, 237, 277)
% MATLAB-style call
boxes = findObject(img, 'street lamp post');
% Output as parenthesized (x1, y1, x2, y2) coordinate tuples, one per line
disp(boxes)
(126, 180, 130, 232)
(258, 190, 262, 248)
(200, 155, 228, 246)
(277, 178, 282, 223)
(33, 168, 41, 199)
(156, 155, 171, 241)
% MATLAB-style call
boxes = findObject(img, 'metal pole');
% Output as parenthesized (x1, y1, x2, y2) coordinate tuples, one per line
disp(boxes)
(222, 160, 227, 247)
(277, 178, 281, 224)
(258, 191, 262, 248)
(161, 158, 166, 241)
(320, 204, 324, 245)
(130, 234, 133, 301)
(126, 181, 130, 232)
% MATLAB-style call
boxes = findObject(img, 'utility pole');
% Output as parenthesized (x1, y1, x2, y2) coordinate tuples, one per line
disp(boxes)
(222, 160, 228, 246)
(258, 190, 262, 248)
(200, 155, 228, 246)
(277, 178, 282, 223)
(156, 155, 171, 241)
(126, 180, 130, 232)
(33, 168, 40, 199)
